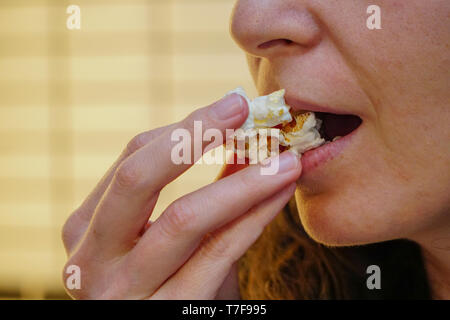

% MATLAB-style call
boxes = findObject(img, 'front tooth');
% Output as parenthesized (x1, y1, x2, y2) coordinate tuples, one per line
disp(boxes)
(332, 136, 342, 142)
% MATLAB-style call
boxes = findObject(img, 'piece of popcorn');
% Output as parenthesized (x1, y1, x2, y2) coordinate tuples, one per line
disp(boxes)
(226, 87, 292, 130)
(226, 88, 325, 162)
(281, 112, 325, 156)
(233, 128, 286, 163)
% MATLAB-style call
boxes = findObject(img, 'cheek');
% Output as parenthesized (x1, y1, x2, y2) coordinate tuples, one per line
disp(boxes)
(246, 55, 261, 85)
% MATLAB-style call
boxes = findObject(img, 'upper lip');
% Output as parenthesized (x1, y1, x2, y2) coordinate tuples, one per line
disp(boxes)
(284, 95, 352, 116)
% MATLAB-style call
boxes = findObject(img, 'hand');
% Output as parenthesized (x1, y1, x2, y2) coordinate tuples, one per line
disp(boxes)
(61, 94, 302, 299)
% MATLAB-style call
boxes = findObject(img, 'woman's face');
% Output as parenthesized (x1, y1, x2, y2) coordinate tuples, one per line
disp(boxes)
(231, 0, 450, 246)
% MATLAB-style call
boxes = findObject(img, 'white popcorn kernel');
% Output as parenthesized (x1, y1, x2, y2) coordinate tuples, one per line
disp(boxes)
(225, 87, 292, 130)
(226, 87, 326, 162)
(282, 112, 325, 155)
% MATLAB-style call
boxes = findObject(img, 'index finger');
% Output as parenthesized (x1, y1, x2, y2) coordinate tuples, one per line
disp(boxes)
(85, 94, 248, 256)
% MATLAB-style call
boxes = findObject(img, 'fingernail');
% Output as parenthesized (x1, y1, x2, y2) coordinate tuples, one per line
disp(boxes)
(279, 152, 300, 173)
(262, 152, 299, 174)
(211, 94, 244, 120)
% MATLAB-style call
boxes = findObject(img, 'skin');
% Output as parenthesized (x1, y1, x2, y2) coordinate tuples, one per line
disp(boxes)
(62, 94, 302, 299)
(62, 0, 449, 299)
(231, 0, 450, 298)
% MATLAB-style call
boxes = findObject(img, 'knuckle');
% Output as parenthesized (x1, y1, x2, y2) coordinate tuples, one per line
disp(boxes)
(61, 218, 74, 250)
(62, 254, 118, 300)
(114, 159, 141, 190)
(200, 232, 234, 263)
(127, 132, 149, 154)
(181, 114, 196, 133)
(160, 199, 198, 237)
(184, 108, 214, 131)
(61, 209, 85, 252)
(61, 257, 86, 298)
(238, 169, 261, 190)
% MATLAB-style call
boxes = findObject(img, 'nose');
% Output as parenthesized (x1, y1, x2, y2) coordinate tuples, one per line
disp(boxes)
(230, 0, 322, 58)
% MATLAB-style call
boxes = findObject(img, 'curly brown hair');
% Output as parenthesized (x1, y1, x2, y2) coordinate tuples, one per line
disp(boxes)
(238, 197, 431, 299)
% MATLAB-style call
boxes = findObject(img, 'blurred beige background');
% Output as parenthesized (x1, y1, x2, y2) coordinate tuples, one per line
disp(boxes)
(0, 0, 255, 299)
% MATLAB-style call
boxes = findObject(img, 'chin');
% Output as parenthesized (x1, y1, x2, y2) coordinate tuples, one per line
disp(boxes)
(293, 130, 396, 246)
(294, 186, 401, 247)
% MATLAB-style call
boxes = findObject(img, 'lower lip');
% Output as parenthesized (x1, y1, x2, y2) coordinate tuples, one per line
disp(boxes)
(300, 126, 360, 173)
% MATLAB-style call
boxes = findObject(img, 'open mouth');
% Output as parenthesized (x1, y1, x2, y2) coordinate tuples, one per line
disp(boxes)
(315, 112, 362, 142)
(226, 87, 364, 167)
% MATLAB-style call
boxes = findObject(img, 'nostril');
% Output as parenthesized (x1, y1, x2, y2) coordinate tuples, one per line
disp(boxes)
(258, 39, 293, 50)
